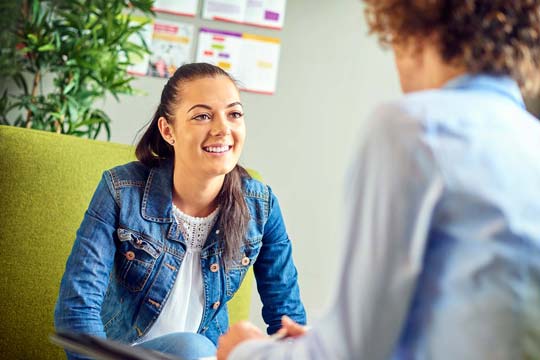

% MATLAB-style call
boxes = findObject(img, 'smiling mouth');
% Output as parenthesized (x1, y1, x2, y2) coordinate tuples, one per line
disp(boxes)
(203, 145, 232, 153)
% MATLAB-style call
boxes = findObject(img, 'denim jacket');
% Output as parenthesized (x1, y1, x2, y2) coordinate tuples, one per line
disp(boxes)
(54, 160, 306, 355)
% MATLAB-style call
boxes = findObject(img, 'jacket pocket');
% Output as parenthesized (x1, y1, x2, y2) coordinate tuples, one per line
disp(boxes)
(225, 239, 261, 297)
(115, 227, 162, 292)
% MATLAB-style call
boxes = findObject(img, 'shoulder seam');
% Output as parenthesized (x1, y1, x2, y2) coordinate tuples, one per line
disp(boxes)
(106, 169, 121, 208)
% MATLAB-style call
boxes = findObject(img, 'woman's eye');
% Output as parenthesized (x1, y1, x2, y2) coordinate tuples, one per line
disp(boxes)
(230, 112, 244, 119)
(193, 114, 211, 121)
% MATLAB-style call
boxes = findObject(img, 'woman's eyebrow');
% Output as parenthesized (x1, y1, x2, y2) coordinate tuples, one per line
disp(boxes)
(187, 102, 242, 113)
(227, 101, 243, 108)
(187, 104, 212, 113)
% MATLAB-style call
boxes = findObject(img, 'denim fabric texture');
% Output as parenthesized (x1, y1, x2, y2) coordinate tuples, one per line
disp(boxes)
(54, 160, 306, 359)
(135, 332, 216, 360)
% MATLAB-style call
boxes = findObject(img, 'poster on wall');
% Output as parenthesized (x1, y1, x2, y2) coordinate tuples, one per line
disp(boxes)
(202, 0, 286, 29)
(126, 17, 154, 76)
(148, 20, 195, 78)
(152, 0, 200, 17)
(196, 27, 281, 94)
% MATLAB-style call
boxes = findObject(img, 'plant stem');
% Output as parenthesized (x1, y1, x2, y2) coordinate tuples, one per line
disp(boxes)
(54, 115, 63, 133)
(25, 70, 41, 128)
(22, 0, 28, 19)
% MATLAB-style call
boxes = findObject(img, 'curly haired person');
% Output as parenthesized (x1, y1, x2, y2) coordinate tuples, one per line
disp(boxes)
(217, 1, 540, 359)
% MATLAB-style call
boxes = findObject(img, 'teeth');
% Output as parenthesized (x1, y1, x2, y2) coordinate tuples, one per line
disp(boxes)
(205, 146, 230, 153)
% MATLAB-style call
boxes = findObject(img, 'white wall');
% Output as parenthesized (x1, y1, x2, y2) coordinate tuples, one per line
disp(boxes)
(100, 0, 401, 328)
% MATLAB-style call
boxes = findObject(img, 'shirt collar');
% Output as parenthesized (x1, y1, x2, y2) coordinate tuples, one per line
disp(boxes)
(442, 73, 525, 109)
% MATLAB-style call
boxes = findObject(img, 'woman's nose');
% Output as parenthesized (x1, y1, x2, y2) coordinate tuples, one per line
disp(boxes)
(210, 114, 231, 136)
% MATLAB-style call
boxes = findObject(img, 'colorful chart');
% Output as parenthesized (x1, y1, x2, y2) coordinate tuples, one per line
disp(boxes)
(196, 27, 281, 94)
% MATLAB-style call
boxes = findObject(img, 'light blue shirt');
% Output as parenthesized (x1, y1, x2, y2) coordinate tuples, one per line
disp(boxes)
(230, 75, 540, 359)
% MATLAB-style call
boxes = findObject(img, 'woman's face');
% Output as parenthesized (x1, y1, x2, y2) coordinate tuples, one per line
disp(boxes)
(163, 75, 246, 179)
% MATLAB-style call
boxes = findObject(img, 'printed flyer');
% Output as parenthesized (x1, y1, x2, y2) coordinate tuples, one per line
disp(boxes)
(148, 20, 195, 78)
(202, 0, 286, 29)
(153, 0, 199, 17)
(196, 27, 281, 94)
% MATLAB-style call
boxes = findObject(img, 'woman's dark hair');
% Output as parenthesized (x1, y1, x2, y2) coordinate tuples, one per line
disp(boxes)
(363, 0, 540, 96)
(136, 63, 250, 262)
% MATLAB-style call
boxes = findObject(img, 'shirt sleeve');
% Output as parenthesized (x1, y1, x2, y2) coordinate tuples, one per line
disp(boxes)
(54, 171, 119, 360)
(254, 187, 307, 334)
(229, 103, 444, 360)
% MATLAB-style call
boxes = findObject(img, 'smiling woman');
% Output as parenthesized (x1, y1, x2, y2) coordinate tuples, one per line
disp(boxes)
(54, 63, 306, 360)
(138, 66, 248, 261)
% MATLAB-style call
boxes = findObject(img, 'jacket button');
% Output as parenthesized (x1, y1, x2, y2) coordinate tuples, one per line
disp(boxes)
(215, 229, 220, 234)
(241, 256, 250, 266)
(212, 301, 220, 310)
(210, 263, 219, 272)
(125, 251, 135, 260)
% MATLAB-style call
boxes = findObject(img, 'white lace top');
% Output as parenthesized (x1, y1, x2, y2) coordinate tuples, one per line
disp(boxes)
(135, 204, 220, 344)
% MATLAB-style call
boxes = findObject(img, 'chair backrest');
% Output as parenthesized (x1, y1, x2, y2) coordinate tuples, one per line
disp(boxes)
(0, 125, 253, 359)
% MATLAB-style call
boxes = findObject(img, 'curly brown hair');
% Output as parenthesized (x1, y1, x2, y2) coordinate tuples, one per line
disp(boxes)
(363, 0, 540, 96)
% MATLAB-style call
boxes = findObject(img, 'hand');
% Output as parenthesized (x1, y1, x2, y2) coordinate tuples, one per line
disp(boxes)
(217, 321, 265, 360)
(276, 315, 308, 338)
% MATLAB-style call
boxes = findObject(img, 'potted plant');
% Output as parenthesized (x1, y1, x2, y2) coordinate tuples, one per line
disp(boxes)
(0, 0, 154, 139)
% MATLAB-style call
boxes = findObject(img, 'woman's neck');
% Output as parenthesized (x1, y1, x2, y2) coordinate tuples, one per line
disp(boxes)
(394, 39, 467, 93)
(172, 170, 224, 218)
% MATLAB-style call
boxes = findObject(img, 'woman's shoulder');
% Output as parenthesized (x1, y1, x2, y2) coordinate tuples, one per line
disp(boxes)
(372, 90, 450, 124)
(367, 88, 476, 139)
(242, 175, 270, 202)
(106, 161, 151, 184)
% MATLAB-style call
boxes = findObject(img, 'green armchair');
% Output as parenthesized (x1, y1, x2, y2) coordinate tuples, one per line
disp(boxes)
(0, 125, 254, 359)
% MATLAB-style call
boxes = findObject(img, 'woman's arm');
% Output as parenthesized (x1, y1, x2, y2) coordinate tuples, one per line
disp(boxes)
(54, 171, 119, 359)
(253, 187, 307, 334)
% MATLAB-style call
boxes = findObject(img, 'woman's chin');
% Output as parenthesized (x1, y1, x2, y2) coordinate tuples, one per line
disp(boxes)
(205, 164, 238, 178)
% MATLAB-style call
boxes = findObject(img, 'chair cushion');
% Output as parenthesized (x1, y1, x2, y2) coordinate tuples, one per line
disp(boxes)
(0, 125, 254, 358)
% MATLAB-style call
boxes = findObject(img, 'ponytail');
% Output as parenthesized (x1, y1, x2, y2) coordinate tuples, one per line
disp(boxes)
(135, 105, 174, 168)
(217, 165, 251, 261)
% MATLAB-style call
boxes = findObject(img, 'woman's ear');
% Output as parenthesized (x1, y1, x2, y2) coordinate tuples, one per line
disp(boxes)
(157, 117, 175, 145)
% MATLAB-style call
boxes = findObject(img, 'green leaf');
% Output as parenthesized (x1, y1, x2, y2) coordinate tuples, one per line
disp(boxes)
(73, 117, 104, 128)
(63, 79, 78, 95)
(31, 0, 40, 23)
(37, 43, 55, 52)
(34, 0, 50, 27)
(69, 130, 87, 136)
(27, 33, 38, 44)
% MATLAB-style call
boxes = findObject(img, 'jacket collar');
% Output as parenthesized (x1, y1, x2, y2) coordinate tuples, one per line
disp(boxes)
(141, 159, 174, 223)
(140, 160, 223, 247)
